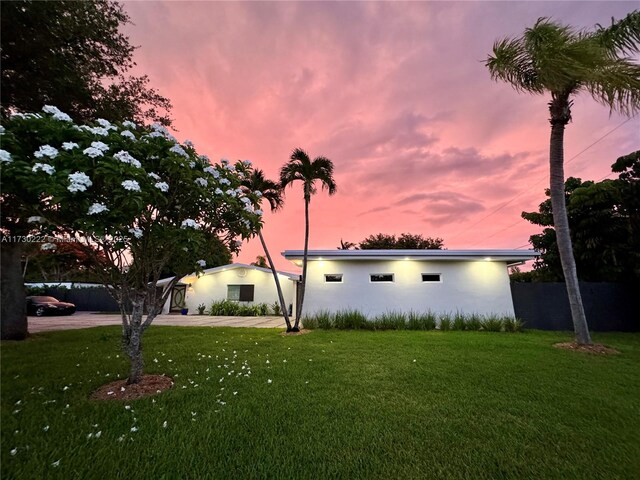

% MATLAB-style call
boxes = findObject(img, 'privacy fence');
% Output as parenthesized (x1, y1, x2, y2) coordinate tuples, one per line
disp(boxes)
(510, 282, 639, 332)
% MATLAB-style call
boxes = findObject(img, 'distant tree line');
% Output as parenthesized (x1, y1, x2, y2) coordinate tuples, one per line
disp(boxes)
(339, 233, 444, 250)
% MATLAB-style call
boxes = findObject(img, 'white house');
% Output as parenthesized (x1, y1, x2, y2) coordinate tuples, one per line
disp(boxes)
(282, 249, 538, 318)
(160, 263, 299, 314)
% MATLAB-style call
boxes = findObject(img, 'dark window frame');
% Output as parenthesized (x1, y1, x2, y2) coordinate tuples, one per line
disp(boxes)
(370, 273, 394, 283)
(324, 274, 343, 283)
(421, 273, 442, 283)
(227, 284, 255, 302)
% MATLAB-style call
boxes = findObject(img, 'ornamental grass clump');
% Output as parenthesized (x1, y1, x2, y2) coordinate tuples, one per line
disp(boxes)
(375, 311, 406, 330)
(452, 312, 466, 331)
(465, 314, 483, 331)
(481, 315, 504, 332)
(407, 311, 437, 330)
(503, 317, 525, 333)
(334, 309, 368, 330)
(439, 314, 452, 331)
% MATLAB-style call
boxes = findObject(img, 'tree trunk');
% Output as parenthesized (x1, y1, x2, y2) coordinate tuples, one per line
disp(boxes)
(124, 294, 146, 384)
(258, 230, 292, 331)
(294, 195, 310, 331)
(1, 243, 28, 340)
(549, 95, 592, 345)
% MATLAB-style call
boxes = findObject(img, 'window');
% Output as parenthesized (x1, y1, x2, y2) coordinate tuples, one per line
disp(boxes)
(370, 273, 394, 283)
(421, 274, 441, 282)
(227, 285, 255, 302)
(324, 274, 343, 283)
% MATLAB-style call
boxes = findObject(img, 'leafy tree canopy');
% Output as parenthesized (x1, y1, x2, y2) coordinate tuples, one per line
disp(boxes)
(349, 233, 445, 250)
(521, 151, 640, 282)
(1, 0, 172, 126)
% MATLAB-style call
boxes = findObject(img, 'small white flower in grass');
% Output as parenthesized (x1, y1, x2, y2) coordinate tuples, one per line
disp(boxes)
(122, 120, 137, 129)
(95, 431, 102, 438)
(267, 379, 272, 384)
(120, 130, 136, 140)
(68, 172, 92, 192)
(180, 219, 200, 230)
(153, 358, 158, 363)
(42, 105, 72, 122)
(10, 448, 18, 456)
(114, 151, 141, 168)
(130, 426, 138, 432)
(195, 177, 208, 187)
(0, 149, 12, 163)
(413, 359, 417, 363)
(117, 435, 125, 442)
(162, 421, 168, 428)
(148, 172, 161, 181)
(43, 425, 50, 432)
(120, 387, 126, 392)
(265, 360, 270, 364)
(87, 203, 108, 215)
(107, 391, 114, 395)
(34, 145, 59, 159)
(191, 412, 197, 416)
(233, 391, 238, 395)
(196, 259, 206, 268)
(62, 386, 69, 391)
(52, 459, 61, 467)
(32, 163, 56, 175)
(121, 180, 141, 192)
(87, 433, 94, 439)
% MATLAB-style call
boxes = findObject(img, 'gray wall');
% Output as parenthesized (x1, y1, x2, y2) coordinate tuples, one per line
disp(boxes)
(511, 282, 639, 332)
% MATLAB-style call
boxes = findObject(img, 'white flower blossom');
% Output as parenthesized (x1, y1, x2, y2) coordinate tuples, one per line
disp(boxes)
(255, 209, 263, 216)
(189, 161, 195, 168)
(130, 426, 138, 433)
(52, 460, 60, 467)
(196, 259, 206, 268)
(121, 180, 141, 192)
(83, 147, 104, 158)
(27, 216, 44, 223)
(148, 172, 161, 181)
(122, 120, 137, 129)
(169, 144, 189, 158)
(254, 190, 262, 197)
(88, 203, 109, 215)
(226, 189, 236, 197)
(41, 243, 57, 251)
(199, 154, 209, 162)
(129, 228, 143, 239)
(10, 448, 17, 456)
(243, 204, 254, 213)
(181, 219, 200, 230)
(68, 172, 92, 192)
(0, 125, 5, 135)
(113, 151, 141, 168)
(241, 197, 251, 204)
(184, 139, 195, 148)
(120, 130, 136, 140)
(32, 163, 55, 175)
(225, 163, 236, 172)
(0, 149, 13, 163)
(81, 125, 109, 136)
(91, 141, 109, 152)
(96, 118, 113, 129)
(162, 421, 168, 428)
(42, 105, 72, 122)
(220, 158, 229, 165)
(34, 145, 59, 159)
(219, 178, 230, 185)
(10, 112, 41, 120)
(215, 188, 223, 195)
(62, 142, 79, 151)
(242, 160, 252, 166)
(154, 182, 169, 192)
(195, 177, 208, 187)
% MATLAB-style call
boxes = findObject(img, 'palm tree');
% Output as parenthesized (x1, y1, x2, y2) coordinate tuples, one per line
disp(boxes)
(280, 148, 337, 331)
(486, 12, 640, 344)
(241, 170, 292, 331)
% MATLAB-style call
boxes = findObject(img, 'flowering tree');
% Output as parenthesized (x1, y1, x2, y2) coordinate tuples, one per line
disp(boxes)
(0, 107, 262, 383)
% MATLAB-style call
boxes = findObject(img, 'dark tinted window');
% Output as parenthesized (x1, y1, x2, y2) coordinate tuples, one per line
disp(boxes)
(370, 274, 394, 282)
(421, 274, 441, 282)
(325, 274, 343, 283)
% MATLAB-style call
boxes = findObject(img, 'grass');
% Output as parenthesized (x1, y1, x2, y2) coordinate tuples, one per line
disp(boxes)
(2, 327, 640, 479)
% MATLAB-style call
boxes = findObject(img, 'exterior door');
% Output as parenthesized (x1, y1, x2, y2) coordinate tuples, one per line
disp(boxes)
(170, 285, 186, 312)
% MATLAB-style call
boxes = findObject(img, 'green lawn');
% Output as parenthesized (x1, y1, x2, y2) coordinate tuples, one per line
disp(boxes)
(2, 327, 639, 479)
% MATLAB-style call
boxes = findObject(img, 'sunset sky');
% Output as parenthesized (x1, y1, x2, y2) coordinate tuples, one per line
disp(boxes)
(122, 1, 638, 271)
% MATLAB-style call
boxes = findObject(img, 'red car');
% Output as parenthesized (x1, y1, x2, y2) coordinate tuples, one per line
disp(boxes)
(26, 296, 76, 317)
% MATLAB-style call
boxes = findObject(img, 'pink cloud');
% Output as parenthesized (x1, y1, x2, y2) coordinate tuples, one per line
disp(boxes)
(121, 2, 639, 270)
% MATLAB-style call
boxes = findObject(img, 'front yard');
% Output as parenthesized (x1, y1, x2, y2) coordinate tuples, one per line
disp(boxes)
(2, 327, 639, 479)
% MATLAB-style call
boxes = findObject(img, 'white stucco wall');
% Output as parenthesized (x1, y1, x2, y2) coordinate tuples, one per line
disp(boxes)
(302, 259, 515, 317)
(182, 267, 297, 314)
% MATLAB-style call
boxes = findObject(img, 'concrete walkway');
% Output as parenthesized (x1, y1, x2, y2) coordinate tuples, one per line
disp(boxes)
(28, 313, 287, 333)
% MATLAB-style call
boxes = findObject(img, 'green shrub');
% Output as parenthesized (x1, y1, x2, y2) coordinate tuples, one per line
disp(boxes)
(271, 302, 281, 316)
(503, 317, 525, 333)
(466, 314, 483, 331)
(197, 303, 206, 315)
(452, 312, 466, 331)
(208, 300, 240, 316)
(375, 311, 406, 330)
(407, 311, 437, 330)
(439, 314, 452, 331)
(481, 315, 504, 332)
(301, 315, 318, 329)
(334, 309, 368, 330)
(257, 303, 270, 316)
(315, 310, 334, 329)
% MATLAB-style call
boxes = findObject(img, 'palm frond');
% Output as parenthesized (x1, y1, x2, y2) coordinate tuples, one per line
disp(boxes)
(595, 10, 640, 55)
(242, 169, 284, 212)
(581, 59, 640, 115)
(486, 37, 542, 93)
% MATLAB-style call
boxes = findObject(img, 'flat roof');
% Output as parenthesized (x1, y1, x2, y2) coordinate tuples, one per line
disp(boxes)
(282, 249, 538, 265)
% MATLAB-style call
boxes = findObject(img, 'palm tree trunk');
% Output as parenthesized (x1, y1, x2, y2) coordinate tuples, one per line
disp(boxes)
(549, 96, 592, 345)
(294, 195, 310, 330)
(258, 230, 292, 331)
(1, 243, 28, 340)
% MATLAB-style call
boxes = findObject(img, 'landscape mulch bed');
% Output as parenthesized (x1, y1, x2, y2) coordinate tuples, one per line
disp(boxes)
(553, 342, 620, 355)
(90, 374, 174, 401)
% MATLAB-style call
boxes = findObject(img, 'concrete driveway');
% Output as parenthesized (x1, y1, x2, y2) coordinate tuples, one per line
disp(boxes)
(28, 313, 287, 333)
